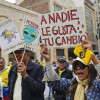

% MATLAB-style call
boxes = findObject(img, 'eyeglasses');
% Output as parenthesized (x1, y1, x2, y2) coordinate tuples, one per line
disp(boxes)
(73, 62, 87, 70)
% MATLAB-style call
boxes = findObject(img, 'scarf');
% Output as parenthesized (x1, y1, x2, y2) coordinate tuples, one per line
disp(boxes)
(74, 76, 88, 100)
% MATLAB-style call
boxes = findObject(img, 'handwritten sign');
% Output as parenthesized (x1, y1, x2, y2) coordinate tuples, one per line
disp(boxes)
(0, 18, 23, 55)
(38, 7, 86, 47)
(20, 17, 40, 52)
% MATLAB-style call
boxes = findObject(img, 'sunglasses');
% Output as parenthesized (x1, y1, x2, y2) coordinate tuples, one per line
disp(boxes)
(73, 62, 87, 70)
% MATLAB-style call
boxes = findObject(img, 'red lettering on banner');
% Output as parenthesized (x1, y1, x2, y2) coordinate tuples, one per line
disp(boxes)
(67, 11, 70, 21)
(41, 28, 46, 36)
(52, 26, 58, 35)
(52, 25, 76, 35)
(41, 27, 51, 36)
(41, 35, 87, 46)
(73, 36, 77, 44)
(66, 37, 72, 44)
(69, 25, 76, 34)
(42, 9, 79, 24)
(48, 13, 55, 24)
(56, 13, 61, 22)
(61, 12, 67, 22)
(48, 38, 54, 46)
(81, 35, 86, 42)
(55, 37, 61, 46)
(46, 27, 51, 36)
(41, 15, 47, 25)
(70, 9, 79, 21)
(25, 20, 39, 29)
(62, 37, 66, 45)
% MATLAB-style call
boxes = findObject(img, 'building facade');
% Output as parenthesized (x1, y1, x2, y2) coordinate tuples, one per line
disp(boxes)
(84, 0, 97, 53)
(94, 0, 100, 54)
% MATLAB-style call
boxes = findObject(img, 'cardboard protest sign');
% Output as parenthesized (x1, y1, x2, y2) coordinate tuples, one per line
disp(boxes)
(38, 7, 86, 47)
(20, 17, 40, 52)
(0, 18, 23, 55)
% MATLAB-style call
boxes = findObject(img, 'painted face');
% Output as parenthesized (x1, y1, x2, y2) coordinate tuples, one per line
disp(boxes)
(74, 62, 89, 81)
(23, 26, 37, 43)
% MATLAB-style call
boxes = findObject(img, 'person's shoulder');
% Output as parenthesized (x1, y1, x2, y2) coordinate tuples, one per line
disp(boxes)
(9, 64, 17, 71)
(65, 68, 72, 73)
(93, 78, 100, 88)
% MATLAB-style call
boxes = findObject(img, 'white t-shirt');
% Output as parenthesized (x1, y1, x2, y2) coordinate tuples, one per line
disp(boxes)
(13, 73, 21, 100)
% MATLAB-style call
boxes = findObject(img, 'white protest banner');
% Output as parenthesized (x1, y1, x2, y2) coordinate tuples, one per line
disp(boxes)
(0, 18, 23, 55)
(38, 7, 86, 47)
(20, 17, 40, 52)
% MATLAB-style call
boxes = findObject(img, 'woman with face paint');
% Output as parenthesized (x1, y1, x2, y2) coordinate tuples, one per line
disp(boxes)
(40, 35, 100, 100)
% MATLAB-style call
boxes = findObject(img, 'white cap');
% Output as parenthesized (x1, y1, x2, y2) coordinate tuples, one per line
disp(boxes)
(72, 57, 86, 65)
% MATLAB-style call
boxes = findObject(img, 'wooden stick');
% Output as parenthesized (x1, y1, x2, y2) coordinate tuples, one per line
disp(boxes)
(21, 49, 25, 62)
(13, 52, 18, 64)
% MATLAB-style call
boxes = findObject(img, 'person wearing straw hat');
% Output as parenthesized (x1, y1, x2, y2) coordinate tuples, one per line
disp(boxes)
(40, 38, 100, 100)
(8, 48, 45, 100)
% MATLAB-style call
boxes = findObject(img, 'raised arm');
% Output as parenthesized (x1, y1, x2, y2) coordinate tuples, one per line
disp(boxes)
(40, 44, 59, 81)
(82, 32, 100, 64)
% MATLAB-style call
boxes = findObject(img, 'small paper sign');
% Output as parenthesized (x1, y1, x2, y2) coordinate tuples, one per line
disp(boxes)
(0, 18, 23, 55)
(20, 17, 40, 52)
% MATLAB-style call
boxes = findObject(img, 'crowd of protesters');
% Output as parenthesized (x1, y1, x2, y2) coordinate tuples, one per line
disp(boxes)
(0, 33, 100, 100)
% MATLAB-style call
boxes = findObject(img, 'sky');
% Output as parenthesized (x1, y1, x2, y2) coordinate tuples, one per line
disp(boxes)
(5, 0, 16, 3)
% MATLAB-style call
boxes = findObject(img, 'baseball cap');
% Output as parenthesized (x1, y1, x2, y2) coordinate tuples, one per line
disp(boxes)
(68, 57, 73, 60)
(72, 57, 86, 66)
(57, 57, 66, 62)
(16, 48, 31, 53)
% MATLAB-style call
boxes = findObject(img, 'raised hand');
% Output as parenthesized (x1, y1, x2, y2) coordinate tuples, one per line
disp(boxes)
(17, 62, 28, 79)
(82, 32, 100, 64)
(82, 32, 93, 52)
(40, 44, 51, 62)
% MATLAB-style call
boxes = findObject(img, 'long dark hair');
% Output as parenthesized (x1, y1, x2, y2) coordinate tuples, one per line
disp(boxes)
(66, 63, 97, 100)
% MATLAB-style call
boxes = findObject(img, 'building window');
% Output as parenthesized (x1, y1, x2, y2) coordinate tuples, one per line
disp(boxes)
(56, 49, 64, 56)
(85, 6, 94, 42)
(96, 17, 98, 21)
(54, 4, 62, 11)
(95, 6, 97, 9)
(98, 6, 100, 9)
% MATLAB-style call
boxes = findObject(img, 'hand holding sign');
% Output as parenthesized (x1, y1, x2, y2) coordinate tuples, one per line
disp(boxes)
(17, 62, 28, 79)
(73, 32, 94, 65)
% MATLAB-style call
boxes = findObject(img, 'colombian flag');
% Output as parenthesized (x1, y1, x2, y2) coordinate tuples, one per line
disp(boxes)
(0, 66, 11, 100)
